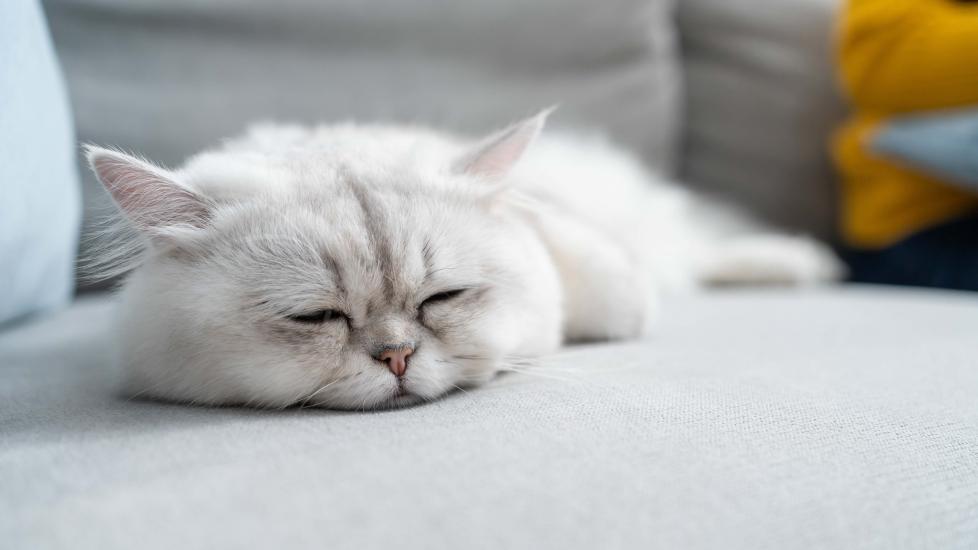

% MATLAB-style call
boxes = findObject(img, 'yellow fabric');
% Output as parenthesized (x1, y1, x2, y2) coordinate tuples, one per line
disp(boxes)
(833, 0, 978, 248)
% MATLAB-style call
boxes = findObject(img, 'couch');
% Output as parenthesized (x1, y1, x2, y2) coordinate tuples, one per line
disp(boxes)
(2, 0, 976, 548)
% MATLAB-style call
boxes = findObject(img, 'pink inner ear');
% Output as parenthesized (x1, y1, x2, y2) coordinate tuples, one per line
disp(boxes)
(90, 149, 210, 231)
(461, 128, 534, 177)
(457, 109, 550, 178)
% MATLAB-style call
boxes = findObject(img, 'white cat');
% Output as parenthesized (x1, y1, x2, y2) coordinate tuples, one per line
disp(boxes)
(87, 110, 841, 409)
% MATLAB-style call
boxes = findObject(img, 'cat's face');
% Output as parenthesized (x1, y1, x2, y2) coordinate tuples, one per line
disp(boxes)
(90, 112, 562, 409)
(153, 180, 556, 409)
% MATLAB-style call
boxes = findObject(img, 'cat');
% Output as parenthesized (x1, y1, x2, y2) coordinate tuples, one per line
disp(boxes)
(86, 109, 842, 410)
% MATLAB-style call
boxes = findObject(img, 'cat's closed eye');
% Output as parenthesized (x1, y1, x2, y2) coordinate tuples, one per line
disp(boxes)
(420, 288, 467, 308)
(288, 309, 347, 324)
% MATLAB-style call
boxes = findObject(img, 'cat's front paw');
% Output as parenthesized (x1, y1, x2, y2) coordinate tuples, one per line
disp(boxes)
(701, 235, 845, 286)
(562, 273, 650, 343)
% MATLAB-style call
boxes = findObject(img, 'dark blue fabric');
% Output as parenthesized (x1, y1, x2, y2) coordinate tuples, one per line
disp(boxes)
(842, 213, 978, 292)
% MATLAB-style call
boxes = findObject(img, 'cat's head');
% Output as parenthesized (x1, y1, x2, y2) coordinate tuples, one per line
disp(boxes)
(87, 112, 562, 409)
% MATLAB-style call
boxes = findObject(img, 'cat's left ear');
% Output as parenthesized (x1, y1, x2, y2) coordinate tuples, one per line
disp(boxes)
(453, 107, 554, 179)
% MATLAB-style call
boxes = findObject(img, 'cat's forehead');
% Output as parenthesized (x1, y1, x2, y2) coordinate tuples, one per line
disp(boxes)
(216, 176, 494, 301)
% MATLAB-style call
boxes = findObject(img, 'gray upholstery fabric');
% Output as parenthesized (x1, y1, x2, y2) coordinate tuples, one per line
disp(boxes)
(678, 0, 846, 238)
(42, 0, 681, 289)
(2, 288, 977, 550)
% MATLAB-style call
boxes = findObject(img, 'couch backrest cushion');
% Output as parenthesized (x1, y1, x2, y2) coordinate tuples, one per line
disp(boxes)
(44, 0, 681, 289)
(678, 0, 845, 239)
(0, 1, 81, 324)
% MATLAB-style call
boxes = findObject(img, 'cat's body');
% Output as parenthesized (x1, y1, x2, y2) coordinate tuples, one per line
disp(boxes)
(88, 112, 840, 409)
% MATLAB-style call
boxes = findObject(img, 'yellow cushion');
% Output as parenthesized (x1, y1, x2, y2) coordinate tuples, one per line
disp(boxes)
(834, 0, 978, 248)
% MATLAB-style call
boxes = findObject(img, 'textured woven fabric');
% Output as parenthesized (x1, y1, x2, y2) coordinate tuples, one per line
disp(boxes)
(678, 0, 845, 239)
(2, 288, 976, 549)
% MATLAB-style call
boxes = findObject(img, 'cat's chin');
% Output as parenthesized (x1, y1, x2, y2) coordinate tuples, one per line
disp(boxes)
(370, 384, 455, 411)
(383, 392, 428, 410)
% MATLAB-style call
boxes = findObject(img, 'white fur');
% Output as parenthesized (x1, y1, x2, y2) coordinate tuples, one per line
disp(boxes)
(87, 112, 842, 409)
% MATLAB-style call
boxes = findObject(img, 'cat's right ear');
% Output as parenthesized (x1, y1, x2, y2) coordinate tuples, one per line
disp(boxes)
(452, 107, 554, 179)
(86, 146, 210, 235)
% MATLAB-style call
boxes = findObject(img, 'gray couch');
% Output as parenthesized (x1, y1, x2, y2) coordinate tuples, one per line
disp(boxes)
(3, 1, 977, 548)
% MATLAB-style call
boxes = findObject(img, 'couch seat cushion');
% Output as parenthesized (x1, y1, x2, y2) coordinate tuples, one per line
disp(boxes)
(1, 287, 976, 549)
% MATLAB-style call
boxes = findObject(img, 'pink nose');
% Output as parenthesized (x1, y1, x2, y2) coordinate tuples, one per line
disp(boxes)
(377, 346, 414, 377)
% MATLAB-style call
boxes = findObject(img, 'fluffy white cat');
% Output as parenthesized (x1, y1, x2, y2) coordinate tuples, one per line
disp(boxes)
(87, 110, 841, 409)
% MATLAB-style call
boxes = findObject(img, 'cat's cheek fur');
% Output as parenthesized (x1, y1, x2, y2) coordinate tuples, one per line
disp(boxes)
(118, 269, 327, 407)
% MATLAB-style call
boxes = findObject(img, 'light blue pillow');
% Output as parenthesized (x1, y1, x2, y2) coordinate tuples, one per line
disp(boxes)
(0, 1, 80, 325)
(872, 108, 978, 191)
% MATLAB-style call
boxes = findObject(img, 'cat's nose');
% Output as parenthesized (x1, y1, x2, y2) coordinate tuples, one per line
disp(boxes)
(375, 345, 414, 377)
